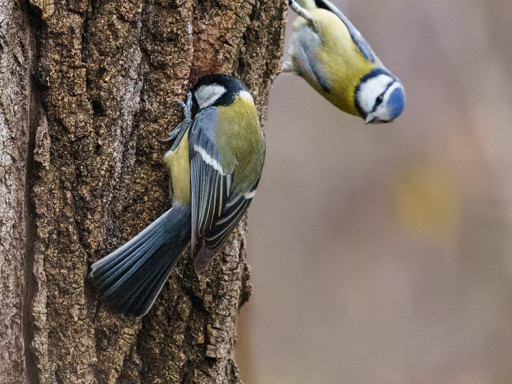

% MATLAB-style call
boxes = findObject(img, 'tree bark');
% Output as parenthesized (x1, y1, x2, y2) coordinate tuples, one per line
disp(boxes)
(0, 0, 287, 383)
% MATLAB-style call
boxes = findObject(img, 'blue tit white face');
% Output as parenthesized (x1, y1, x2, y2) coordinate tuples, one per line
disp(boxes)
(355, 71, 406, 124)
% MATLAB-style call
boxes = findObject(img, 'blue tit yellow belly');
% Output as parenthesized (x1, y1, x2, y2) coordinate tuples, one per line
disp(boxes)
(291, 9, 378, 116)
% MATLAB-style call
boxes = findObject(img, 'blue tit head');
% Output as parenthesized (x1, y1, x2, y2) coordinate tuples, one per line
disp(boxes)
(355, 68, 405, 124)
(192, 74, 250, 110)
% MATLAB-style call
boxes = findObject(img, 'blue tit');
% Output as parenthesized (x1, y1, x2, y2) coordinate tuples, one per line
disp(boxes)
(90, 74, 266, 317)
(285, 0, 405, 123)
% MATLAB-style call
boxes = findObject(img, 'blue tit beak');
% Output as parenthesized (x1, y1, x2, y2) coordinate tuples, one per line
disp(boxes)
(365, 114, 377, 124)
(365, 114, 392, 124)
(365, 114, 388, 124)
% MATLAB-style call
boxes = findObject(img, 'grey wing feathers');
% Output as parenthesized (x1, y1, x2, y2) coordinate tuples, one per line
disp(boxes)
(190, 155, 231, 250)
(204, 183, 256, 251)
(315, 0, 376, 62)
(188, 108, 259, 271)
(189, 108, 233, 256)
(292, 25, 331, 92)
(194, 189, 254, 273)
(90, 206, 191, 317)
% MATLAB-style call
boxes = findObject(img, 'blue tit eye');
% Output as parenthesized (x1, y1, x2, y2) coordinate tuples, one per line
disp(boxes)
(375, 94, 384, 106)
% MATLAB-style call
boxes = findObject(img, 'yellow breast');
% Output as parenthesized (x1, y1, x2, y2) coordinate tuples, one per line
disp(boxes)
(295, 9, 378, 115)
(163, 130, 191, 205)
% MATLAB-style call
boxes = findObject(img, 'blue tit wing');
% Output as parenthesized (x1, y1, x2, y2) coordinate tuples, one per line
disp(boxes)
(314, 0, 376, 63)
(292, 26, 331, 93)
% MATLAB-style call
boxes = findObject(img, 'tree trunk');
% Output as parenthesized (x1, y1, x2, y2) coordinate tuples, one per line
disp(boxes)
(0, 0, 287, 383)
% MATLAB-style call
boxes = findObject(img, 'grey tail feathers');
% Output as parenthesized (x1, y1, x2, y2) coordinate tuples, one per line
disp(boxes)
(90, 205, 191, 317)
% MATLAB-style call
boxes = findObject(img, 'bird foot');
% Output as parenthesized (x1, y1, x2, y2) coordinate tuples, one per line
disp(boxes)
(159, 92, 193, 149)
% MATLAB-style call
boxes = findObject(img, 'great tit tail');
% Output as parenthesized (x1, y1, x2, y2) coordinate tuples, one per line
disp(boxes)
(90, 205, 191, 317)
(194, 245, 216, 273)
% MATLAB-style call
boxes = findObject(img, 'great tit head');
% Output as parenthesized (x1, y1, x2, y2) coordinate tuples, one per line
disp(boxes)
(355, 69, 405, 124)
(192, 74, 252, 110)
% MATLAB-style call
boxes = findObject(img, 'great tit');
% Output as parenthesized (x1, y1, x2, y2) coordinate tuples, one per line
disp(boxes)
(285, 0, 405, 123)
(90, 74, 265, 317)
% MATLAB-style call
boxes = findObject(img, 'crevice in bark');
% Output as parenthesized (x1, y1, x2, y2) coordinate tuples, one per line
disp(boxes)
(24, 4, 43, 384)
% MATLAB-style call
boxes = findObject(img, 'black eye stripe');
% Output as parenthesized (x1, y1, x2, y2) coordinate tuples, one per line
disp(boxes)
(371, 81, 395, 112)
(354, 69, 398, 119)
(370, 95, 384, 113)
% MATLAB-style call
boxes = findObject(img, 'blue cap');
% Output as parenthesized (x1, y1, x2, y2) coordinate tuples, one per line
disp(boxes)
(387, 86, 405, 120)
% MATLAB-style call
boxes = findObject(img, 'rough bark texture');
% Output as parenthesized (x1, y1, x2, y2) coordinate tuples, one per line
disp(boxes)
(0, 1, 32, 383)
(0, 0, 287, 383)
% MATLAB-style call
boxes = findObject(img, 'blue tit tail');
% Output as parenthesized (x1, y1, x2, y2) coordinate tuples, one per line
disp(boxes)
(90, 204, 191, 317)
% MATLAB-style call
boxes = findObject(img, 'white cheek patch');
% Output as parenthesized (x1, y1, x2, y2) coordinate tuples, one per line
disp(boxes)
(358, 74, 394, 114)
(373, 104, 390, 121)
(194, 84, 227, 109)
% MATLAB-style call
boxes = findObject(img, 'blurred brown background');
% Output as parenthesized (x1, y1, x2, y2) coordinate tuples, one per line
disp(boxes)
(239, 0, 512, 383)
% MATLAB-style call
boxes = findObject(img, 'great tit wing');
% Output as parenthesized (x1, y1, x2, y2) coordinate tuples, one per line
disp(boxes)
(194, 182, 258, 272)
(314, 0, 376, 63)
(189, 107, 234, 258)
(189, 107, 260, 272)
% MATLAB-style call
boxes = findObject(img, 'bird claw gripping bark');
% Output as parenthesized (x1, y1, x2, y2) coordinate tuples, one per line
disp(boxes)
(160, 91, 193, 151)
